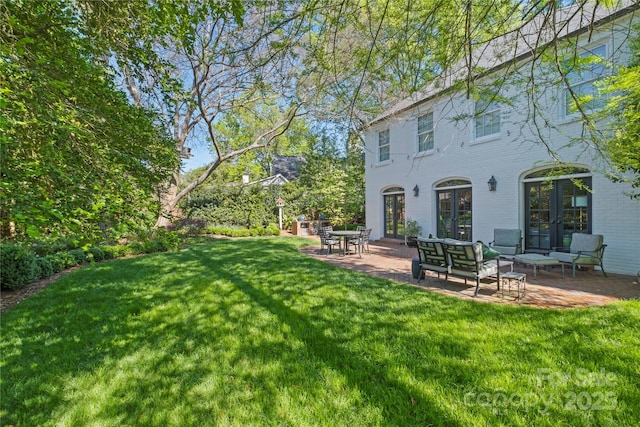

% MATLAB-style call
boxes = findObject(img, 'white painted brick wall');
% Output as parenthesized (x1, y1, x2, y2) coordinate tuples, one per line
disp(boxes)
(365, 12, 640, 275)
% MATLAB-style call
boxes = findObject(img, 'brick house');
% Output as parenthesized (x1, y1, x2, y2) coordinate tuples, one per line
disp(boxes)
(364, 2, 639, 275)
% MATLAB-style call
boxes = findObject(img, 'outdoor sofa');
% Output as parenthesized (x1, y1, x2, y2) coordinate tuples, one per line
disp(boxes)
(416, 238, 499, 297)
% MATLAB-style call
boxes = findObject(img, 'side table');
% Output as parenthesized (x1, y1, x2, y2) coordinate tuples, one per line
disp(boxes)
(501, 272, 526, 300)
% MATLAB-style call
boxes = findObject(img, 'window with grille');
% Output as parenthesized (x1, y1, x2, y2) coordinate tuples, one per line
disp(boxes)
(417, 112, 434, 152)
(474, 98, 500, 139)
(378, 129, 390, 162)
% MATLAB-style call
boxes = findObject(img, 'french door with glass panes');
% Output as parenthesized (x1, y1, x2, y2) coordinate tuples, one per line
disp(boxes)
(437, 185, 472, 241)
(525, 177, 591, 252)
(383, 188, 405, 239)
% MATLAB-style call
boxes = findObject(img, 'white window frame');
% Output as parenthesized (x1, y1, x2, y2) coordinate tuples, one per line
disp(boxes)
(378, 129, 390, 162)
(564, 43, 608, 117)
(474, 98, 501, 140)
(417, 112, 434, 153)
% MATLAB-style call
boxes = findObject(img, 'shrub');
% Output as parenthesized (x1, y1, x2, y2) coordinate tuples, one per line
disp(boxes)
(30, 238, 76, 256)
(101, 245, 116, 260)
(127, 241, 145, 255)
(35, 257, 54, 279)
(205, 224, 280, 237)
(111, 244, 130, 258)
(68, 248, 88, 265)
(88, 246, 105, 262)
(46, 254, 65, 273)
(143, 239, 164, 254)
(173, 218, 207, 235)
(154, 229, 180, 251)
(47, 252, 78, 272)
(0, 244, 39, 290)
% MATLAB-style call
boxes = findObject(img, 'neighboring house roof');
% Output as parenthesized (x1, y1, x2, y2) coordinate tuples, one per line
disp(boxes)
(271, 155, 306, 181)
(245, 156, 306, 187)
(370, 0, 639, 126)
(251, 173, 290, 187)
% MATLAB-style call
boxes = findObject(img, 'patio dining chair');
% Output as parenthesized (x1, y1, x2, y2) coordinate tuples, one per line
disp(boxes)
(348, 228, 372, 256)
(318, 226, 340, 256)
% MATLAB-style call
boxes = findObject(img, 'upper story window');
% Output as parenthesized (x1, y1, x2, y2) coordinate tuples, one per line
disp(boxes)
(565, 44, 608, 116)
(417, 112, 434, 152)
(378, 129, 390, 162)
(474, 98, 500, 139)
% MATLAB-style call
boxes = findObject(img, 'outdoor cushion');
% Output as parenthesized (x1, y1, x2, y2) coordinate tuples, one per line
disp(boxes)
(478, 241, 501, 260)
(549, 234, 603, 264)
(491, 228, 522, 255)
(549, 233, 606, 278)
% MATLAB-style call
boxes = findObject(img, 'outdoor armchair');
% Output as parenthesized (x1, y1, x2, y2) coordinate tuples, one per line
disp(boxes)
(549, 233, 607, 278)
(489, 228, 522, 257)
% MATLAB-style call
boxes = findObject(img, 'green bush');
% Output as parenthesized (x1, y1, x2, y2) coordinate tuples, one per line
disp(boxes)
(127, 241, 145, 255)
(204, 225, 280, 237)
(0, 244, 39, 290)
(47, 252, 78, 272)
(46, 254, 65, 273)
(101, 245, 116, 260)
(172, 219, 207, 236)
(154, 229, 180, 251)
(143, 239, 164, 254)
(88, 246, 105, 262)
(68, 248, 88, 265)
(111, 245, 129, 258)
(30, 238, 76, 256)
(101, 244, 129, 259)
(35, 256, 54, 279)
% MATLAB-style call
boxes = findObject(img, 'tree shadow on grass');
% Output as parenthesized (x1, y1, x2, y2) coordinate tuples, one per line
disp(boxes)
(2, 237, 639, 425)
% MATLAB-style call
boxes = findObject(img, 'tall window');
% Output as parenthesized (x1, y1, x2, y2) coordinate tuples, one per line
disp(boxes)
(378, 129, 390, 162)
(417, 112, 434, 152)
(565, 44, 607, 115)
(474, 98, 500, 139)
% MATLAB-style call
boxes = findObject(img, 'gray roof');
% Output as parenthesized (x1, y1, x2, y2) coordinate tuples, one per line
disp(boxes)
(370, 1, 638, 126)
(271, 155, 306, 181)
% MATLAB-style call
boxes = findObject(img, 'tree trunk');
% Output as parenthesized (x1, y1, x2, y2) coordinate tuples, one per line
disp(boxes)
(155, 169, 180, 228)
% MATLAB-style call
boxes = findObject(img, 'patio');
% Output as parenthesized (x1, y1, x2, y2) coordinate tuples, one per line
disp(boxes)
(299, 236, 640, 309)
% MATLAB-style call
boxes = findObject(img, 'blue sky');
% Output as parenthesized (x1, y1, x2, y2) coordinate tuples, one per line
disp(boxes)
(181, 144, 213, 172)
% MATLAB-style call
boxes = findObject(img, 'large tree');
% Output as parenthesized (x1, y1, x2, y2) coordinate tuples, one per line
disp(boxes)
(98, 0, 313, 226)
(0, 0, 177, 240)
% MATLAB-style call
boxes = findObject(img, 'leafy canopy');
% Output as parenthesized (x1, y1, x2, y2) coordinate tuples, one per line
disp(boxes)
(0, 0, 178, 240)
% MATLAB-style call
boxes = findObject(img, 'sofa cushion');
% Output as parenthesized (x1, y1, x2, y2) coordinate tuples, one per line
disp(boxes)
(548, 251, 579, 264)
(493, 245, 517, 255)
(479, 241, 501, 260)
(450, 262, 498, 280)
(570, 233, 603, 256)
(492, 229, 521, 255)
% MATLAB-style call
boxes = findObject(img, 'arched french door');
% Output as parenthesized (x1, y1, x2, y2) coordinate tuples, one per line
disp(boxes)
(436, 179, 472, 241)
(524, 168, 592, 252)
(383, 187, 405, 239)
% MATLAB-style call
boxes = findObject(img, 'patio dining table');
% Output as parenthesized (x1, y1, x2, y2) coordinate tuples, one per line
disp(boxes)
(328, 230, 362, 256)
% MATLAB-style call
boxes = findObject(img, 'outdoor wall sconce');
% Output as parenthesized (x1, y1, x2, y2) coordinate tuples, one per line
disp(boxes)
(488, 176, 497, 192)
(413, 185, 420, 197)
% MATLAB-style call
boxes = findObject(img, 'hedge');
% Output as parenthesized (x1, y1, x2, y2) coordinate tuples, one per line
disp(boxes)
(0, 231, 181, 291)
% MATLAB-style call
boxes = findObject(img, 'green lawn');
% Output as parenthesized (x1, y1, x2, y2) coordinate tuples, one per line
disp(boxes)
(1, 237, 639, 426)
